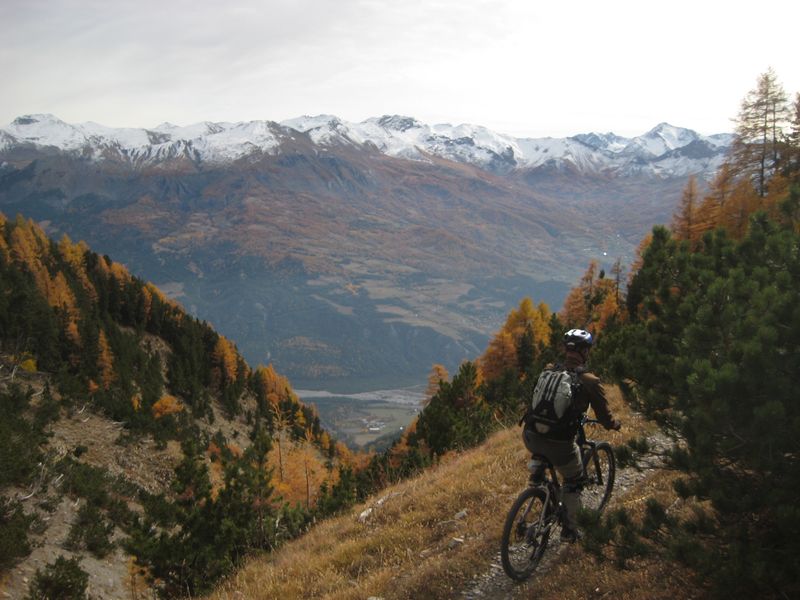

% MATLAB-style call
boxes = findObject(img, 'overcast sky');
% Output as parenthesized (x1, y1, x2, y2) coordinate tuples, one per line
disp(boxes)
(2, 0, 798, 138)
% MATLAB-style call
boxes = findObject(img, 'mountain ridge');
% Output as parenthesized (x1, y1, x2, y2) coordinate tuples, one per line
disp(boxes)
(1, 113, 733, 178)
(0, 112, 728, 389)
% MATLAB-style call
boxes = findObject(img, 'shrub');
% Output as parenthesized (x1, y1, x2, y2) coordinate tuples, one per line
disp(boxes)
(65, 503, 114, 558)
(0, 498, 35, 570)
(26, 556, 88, 600)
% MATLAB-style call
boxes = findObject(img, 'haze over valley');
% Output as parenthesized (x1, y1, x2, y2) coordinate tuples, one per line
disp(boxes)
(0, 113, 731, 393)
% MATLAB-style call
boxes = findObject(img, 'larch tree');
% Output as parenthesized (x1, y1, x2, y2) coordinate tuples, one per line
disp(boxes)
(97, 330, 115, 390)
(479, 329, 517, 382)
(211, 336, 238, 388)
(424, 364, 450, 407)
(670, 175, 699, 242)
(731, 68, 789, 197)
(786, 92, 800, 178)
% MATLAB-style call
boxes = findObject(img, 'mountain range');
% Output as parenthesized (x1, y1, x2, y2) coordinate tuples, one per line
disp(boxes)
(1, 113, 731, 176)
(0, 114, 733, 390)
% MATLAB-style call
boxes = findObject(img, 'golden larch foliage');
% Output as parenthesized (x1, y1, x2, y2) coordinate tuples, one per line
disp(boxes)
(152, 394, 184, 419)
(670, 176, 698, 242)
(318, 431, 332, 455)
(212, 336, 239, 386)
(20, 357, 37, 373)
(270, 437, 329, 508)
(47, 272, 78, 317)
(629, 233, 653, 282)
(595, 285, 622, 333)
(388, 436, 413, 472)
(97, 330, 115, 389)
(685, 161, 791, 243)
(479, 297, 553, 381)
(560, 284, 590, 329)
(0, 213, 9, 262)
(93, 252, 111, 279)
(424, 364, 450, 405)
(334, 441, 355, 467)
(145, 282, 182, 311)
(65, 320, 81, 366)
(141, 285, 152, 323)
(58, 234, 96, 301)
(110, 260, 132, 284)
(719, 179, 762, 239)
(560, 261, 625, 336)
(9, 218, 79, 318)
(504, 297, 551, 343)
(479, 330, 517, 382)
(257, 364, 293, 404)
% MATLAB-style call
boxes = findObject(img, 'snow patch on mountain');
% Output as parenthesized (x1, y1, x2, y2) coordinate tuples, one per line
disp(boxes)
(1, 114, 283, 163)
(1, 113, 733, 178)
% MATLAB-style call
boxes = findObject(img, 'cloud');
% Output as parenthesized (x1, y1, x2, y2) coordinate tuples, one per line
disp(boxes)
(1, 0, 799, 136)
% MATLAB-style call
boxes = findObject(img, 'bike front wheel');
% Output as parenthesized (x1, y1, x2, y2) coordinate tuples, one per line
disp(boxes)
(582, 442, 615, 512)
(500, 486, 554, 581)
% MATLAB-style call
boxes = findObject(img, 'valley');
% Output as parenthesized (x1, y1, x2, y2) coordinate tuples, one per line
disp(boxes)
(299, 386, 423, 449)
(0, 114, 729, 390)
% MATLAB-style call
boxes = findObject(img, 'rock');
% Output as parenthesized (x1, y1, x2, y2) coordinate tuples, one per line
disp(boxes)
(448, 537, 465, 550)
(358, 507, 373, 523)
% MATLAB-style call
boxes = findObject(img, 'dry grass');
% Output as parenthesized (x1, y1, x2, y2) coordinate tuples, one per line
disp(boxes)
(207, 387, 701, 600)
(512, 469, 702, 600)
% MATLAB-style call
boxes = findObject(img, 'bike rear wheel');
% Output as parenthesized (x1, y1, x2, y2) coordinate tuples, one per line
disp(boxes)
(582, 442, 615, 512)
(500, 486, 554, 581)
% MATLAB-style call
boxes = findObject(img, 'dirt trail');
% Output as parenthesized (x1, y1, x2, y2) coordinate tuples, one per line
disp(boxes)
(461, 429, 673, 599)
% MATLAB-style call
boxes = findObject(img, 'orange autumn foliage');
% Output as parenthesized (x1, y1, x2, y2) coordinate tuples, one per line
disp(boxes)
(424, 364, 450, 406)
(256, 364, 293, 405)
(97, 330, 115, 390)
(152, 394, 184, 419)
(479, 297, 552, 381)
(479, 330, 517, 382)
(9, 218, 79, 319)
(212, 336, 240, 387)
(269, 435, 329, 508)
(560, 260, 626, 336)
(58, 234, 96, 301)
(0, 215, 9, 262)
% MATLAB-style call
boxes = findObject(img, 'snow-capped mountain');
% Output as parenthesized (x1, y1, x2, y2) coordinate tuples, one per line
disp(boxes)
(0, 112, 733, 389)
(1, 113, 732, 179)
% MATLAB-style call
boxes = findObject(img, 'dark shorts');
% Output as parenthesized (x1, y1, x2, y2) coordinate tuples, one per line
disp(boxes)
(522, 428, 583, 481)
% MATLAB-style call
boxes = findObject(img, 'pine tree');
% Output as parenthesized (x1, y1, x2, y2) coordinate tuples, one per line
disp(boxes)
(599, 214, 800, 597)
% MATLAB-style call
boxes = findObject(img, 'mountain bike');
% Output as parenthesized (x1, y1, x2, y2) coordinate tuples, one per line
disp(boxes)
(500, 416, 616, 581)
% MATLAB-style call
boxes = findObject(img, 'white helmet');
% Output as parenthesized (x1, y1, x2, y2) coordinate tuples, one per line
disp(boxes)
(564, 329, 593, 350)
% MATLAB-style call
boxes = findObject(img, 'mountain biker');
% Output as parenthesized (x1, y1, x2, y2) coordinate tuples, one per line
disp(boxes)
(521, 328, 621, 542)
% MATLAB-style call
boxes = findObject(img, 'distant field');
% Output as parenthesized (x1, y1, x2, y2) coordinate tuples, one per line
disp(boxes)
(305, 396, 420, 448)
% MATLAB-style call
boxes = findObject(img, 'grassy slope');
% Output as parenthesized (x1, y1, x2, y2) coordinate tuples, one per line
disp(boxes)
(208, 387, 702, 600)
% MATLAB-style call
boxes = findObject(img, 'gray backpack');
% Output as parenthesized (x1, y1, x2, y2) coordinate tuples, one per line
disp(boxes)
(528, 367, 580, 434)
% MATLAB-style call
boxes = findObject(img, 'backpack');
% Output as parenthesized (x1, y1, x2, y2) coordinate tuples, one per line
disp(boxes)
(525, 366, 581, 434)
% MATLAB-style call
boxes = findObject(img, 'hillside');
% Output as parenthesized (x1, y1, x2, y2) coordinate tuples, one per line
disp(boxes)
(206, 387, 700, 600)
(0, 114, 730, 390)
(0, 215, 348, 598)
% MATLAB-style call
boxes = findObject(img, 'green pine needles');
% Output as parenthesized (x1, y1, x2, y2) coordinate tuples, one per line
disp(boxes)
(591, 207, 800, 599)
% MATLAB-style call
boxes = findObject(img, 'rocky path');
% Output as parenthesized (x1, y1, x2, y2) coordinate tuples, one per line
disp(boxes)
(460, 428, 674, 600)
